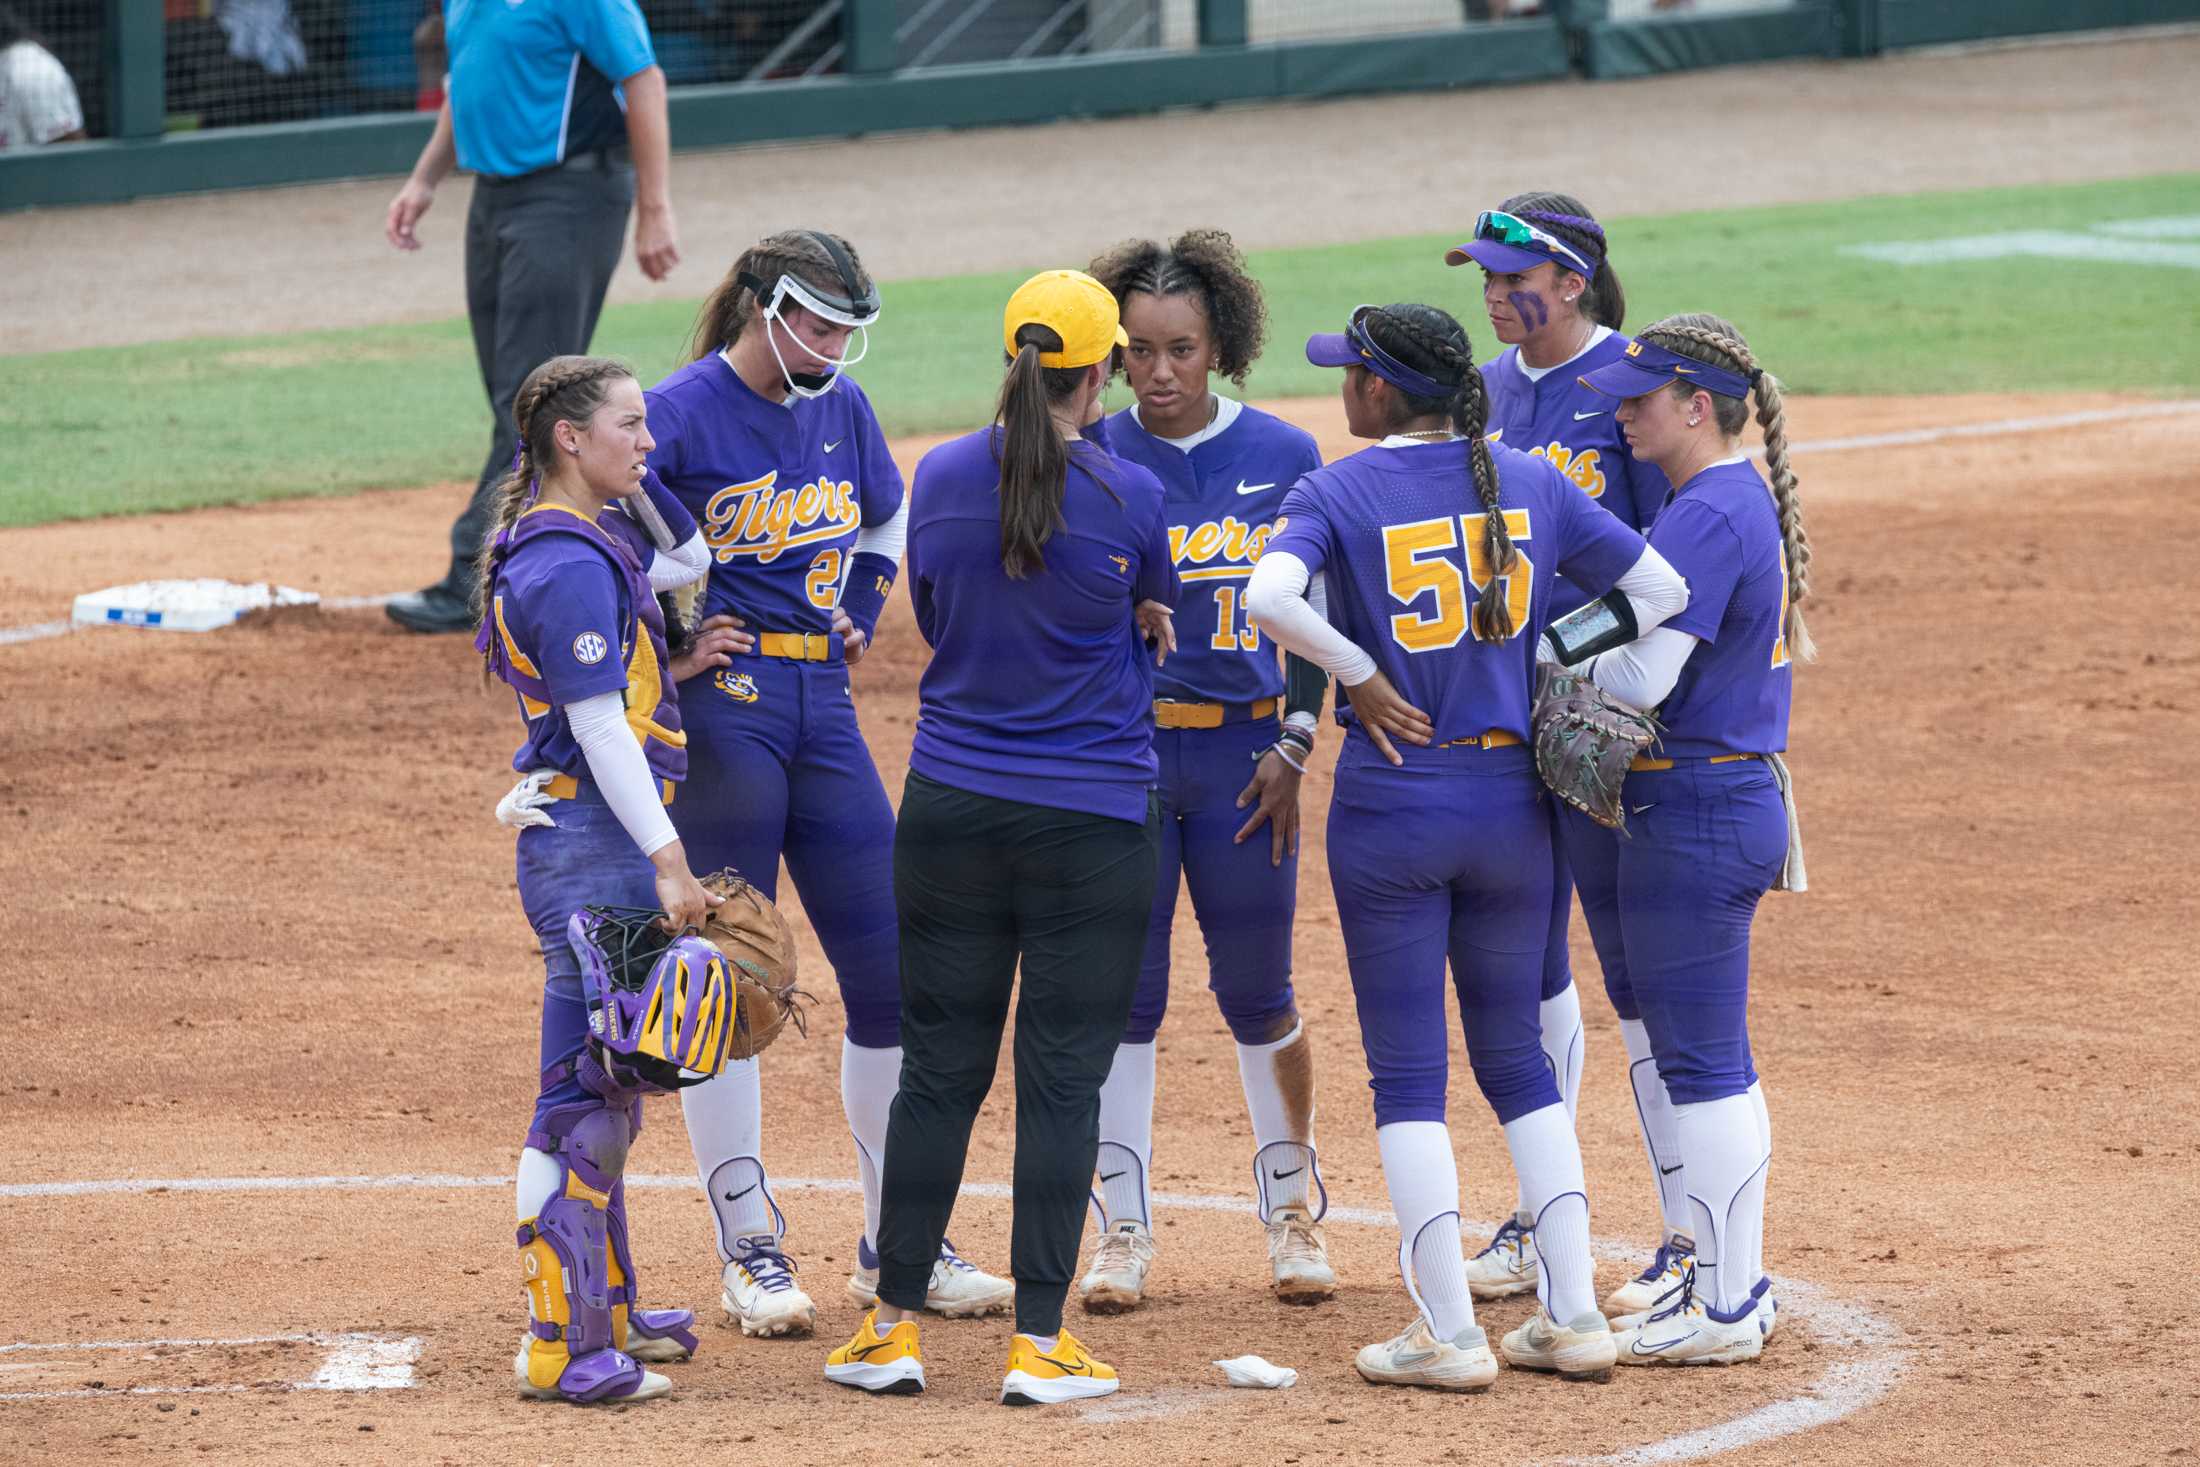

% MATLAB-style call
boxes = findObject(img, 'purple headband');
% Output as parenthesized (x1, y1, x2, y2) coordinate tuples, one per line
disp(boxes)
(1305, 305, 1454, 399)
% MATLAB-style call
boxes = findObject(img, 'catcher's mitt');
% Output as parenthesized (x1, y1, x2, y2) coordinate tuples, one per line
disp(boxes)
(696, 867, 813, 1060)
(1532, 664, 1661, 833)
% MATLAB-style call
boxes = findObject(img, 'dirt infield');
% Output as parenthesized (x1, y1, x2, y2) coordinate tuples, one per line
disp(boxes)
(3, 392, 2196, 1464)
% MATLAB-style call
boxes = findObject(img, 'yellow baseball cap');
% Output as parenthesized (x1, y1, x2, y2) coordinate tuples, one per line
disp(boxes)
(1002, 270, 1127, 369)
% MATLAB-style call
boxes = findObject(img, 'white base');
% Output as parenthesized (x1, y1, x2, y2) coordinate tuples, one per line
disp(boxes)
(72, 578, 320, 633)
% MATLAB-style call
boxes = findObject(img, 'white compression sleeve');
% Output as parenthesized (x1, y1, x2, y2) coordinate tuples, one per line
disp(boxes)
(1611, 542, 1690, 632)
(647, 530, 710, 592)
(851, 494, 909, 565)
(565, 690, 679, 857)
(1246, 551, 1377, 687)
(1586, 626, 1699, 711)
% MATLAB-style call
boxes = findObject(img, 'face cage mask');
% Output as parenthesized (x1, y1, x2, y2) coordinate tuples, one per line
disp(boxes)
(751, 271, 881, 401)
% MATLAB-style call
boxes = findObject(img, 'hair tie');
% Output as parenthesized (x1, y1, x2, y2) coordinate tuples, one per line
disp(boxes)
(1748, 367, 1764, 386)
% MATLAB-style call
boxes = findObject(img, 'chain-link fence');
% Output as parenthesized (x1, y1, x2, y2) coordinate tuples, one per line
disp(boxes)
(2, 1, 102, 144)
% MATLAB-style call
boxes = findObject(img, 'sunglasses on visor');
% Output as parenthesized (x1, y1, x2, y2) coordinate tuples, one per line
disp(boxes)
(1473, 210, 1596, 276)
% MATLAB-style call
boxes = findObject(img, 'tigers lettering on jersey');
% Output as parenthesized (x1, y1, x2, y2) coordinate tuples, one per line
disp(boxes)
(702, 471, 862, 564)
(1529, 442, 1606, 500)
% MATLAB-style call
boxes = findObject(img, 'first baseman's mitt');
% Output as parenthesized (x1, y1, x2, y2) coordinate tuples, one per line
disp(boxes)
(1532, 664, 1661, 833)
(697, 867, 813, 1060)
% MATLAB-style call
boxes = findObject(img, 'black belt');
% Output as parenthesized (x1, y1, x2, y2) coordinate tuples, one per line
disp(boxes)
(491, 146, 632, 184)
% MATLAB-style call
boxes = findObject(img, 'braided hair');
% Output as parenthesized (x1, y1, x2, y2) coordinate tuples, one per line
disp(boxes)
(1086, 228, 1270, 385)
(1636, 312, 1817, 664)
(1498, 190, 1624, 331)
(1361, 303, 1518, 643)
(469, 354, 636, 627)
(687, 230, 875, 363)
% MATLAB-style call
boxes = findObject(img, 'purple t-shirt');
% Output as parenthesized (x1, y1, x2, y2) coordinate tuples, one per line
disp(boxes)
(645, 356, 903, 637)
(1481, 331, 1668, 620)
(1644, 458, 1794, 757)
(489, 503, 686, 784)
(905, 427, 1180, 822)
(1264, 439, 1643, 767)
(1089, 403, 1322, 706)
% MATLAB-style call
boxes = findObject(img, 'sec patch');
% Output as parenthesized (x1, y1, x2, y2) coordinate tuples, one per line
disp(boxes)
(572, 631, 610, 665)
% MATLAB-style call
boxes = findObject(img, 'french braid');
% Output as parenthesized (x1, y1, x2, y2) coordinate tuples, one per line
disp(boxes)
(1638, 313, 1816, 663)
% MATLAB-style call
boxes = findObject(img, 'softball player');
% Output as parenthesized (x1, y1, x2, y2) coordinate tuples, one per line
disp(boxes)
(1244, 304, 1689, 1391)
(1566, 313, 1813, 1364)
(475, 354, 722, 1404)
(1074, 230, 1334, 1311)
(645, 230, 1010, 1338)
(1443, 194, 1679, 1309)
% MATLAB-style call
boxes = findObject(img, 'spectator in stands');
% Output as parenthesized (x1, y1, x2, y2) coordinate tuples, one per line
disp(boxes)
(381, 0, 683, 635)
(0, 4, 85, 148)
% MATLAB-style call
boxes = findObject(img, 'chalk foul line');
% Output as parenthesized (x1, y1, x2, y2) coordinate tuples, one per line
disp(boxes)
(5, 1169, 1908, 1460)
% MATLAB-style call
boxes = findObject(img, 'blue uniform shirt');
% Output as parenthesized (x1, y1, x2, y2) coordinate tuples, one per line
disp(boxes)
(1089, 402, 1322, 706)
(1481, 329, 1668, 620)
(443, 0, 656, 179)
(1643, 458, 1794, 757)
(906, 428, 1180, 823)
(645, 356, 904, 637)
(1265, 439, 1643, 766)
(489, 503, 686, 784)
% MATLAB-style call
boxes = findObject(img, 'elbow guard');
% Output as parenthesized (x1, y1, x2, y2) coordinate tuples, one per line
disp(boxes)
(1541, 590, 1640, 666)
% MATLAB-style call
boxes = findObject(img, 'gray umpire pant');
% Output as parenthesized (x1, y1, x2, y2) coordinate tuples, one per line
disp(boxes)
(436, 152, 633, 598)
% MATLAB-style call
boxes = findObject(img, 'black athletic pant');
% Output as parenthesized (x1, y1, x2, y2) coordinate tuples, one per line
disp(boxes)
(437, 155, 633, 598)
(877, 771, 1160, 1337)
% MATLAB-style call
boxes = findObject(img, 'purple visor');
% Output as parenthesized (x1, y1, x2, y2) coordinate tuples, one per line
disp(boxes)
(1443, 210, 1599, 279)
(1305, 305, 1452, 399)
(1578, 336, 1754, 401)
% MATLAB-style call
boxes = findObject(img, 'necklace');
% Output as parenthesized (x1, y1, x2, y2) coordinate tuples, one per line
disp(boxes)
(1398, 428, 1455, 441)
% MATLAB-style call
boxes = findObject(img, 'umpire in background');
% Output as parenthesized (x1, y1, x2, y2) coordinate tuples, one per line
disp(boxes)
(381, 0, 681, 634)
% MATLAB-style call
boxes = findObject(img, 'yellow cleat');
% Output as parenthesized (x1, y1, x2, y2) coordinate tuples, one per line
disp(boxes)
(1001, 1328, 1120, 1406)
(824, 1311, 926, 1396)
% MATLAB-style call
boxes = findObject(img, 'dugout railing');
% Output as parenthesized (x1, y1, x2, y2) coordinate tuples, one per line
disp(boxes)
(3, 0, 2197, 212)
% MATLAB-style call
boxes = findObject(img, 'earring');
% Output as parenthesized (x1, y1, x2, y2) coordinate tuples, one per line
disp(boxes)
(1688, 415, 1701, 427)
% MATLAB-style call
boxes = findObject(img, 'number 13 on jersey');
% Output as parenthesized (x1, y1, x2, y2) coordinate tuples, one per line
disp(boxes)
(1382, 510, 1533, 651)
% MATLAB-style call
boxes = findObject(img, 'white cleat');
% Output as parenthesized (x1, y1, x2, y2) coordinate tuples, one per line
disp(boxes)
(1613, 1266, 1764, 1367)
(1465, 1210, 1539, 1300)
(722, 1235, 817, 1338)
(1266, 1206, 1337, 1304)
(1499, 1308, 1619, 1381)
(1079, 1220, 1157, 1315)
(512, 1346, 672, 1403)
(622, 1333, 690, 1364)
(1603, 1233, 1693, 1318)
(845, 1236, 1015, 1318)
(1354, 1316, 1499, 1393)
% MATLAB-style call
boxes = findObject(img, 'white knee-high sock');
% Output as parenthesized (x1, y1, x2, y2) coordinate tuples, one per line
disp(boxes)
(1095, 1040, 1156, 1228)
(1745, 1080, 1772, 1290)
(841, 1039, 902, 1251)
(516, 1147, 563, 1222)
(1236, 1023, 1320, 1219)
(1674, 1093, 1769, 1316)
(682, 1057, 774, 1258)
(1619, 1019, 1691, 1240)
(1539, 982, 1586, 1123)
(1376, 1121, 1475, 1340)
(1500, 1102, 1597, 1324)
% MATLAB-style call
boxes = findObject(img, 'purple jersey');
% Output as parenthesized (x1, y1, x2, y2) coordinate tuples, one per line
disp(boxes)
(644, 356, 903, 636)
(906, 427, 1181, 822)
(1482, 330, 1668, 619)
(1266, 439, 1643, 764)
(1643, 458, 1794, 757)
(487, 502, 687, 784)
(1090, 403, 1322, 706)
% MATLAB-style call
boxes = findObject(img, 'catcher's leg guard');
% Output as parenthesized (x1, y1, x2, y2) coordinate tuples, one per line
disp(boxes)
(518, 1102, 657, 1403)
(606, 1179, 699, 1361)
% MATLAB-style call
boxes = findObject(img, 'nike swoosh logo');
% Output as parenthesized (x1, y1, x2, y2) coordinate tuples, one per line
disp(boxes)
(725, 1184, 759, 1200)
(1658, 1164, 1683, 1177)
(1573, 410, 1606, 420)
(1034, 1353, 1090, 1375)
(849, 1339, 898, 1360)
(823, 439, 844, 453)
(1270, 1167, 1304, 1180)
(1390, 1348, 1436, 1367)
(1633, 1330, 1698, 1356)
(1235, 481, 1276, 495)
(1098, 1171, 1125, 1183)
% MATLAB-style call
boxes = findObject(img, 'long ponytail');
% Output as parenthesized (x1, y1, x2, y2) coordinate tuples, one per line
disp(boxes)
(992, 324, 1085, 579)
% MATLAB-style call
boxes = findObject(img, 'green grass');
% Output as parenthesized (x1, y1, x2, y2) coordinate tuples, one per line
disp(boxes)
(4, 172, 2196, 528)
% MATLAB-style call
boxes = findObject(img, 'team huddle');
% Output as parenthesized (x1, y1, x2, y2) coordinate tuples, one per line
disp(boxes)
(475, 196, 1815, 1406)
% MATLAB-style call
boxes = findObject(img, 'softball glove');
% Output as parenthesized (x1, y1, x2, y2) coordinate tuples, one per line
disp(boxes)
(1532, 664, 1661, 833)
(697, 867, 813, 1060)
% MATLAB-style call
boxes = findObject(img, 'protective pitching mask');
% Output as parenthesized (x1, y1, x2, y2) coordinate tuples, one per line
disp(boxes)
(741, 240, 881, 401)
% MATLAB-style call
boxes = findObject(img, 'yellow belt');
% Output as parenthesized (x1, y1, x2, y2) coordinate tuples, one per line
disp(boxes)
(1437, 729, 1524, 751)
(1152, 697, 1278, 730)
(1630, 752, 1764, 772)
(755, 631, 838, 662)
(544, 773, 676, 806)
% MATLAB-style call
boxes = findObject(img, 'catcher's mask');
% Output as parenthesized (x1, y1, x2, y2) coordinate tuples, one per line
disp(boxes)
(567, 907, 736, 1090)
(739, 231, 880, 400)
